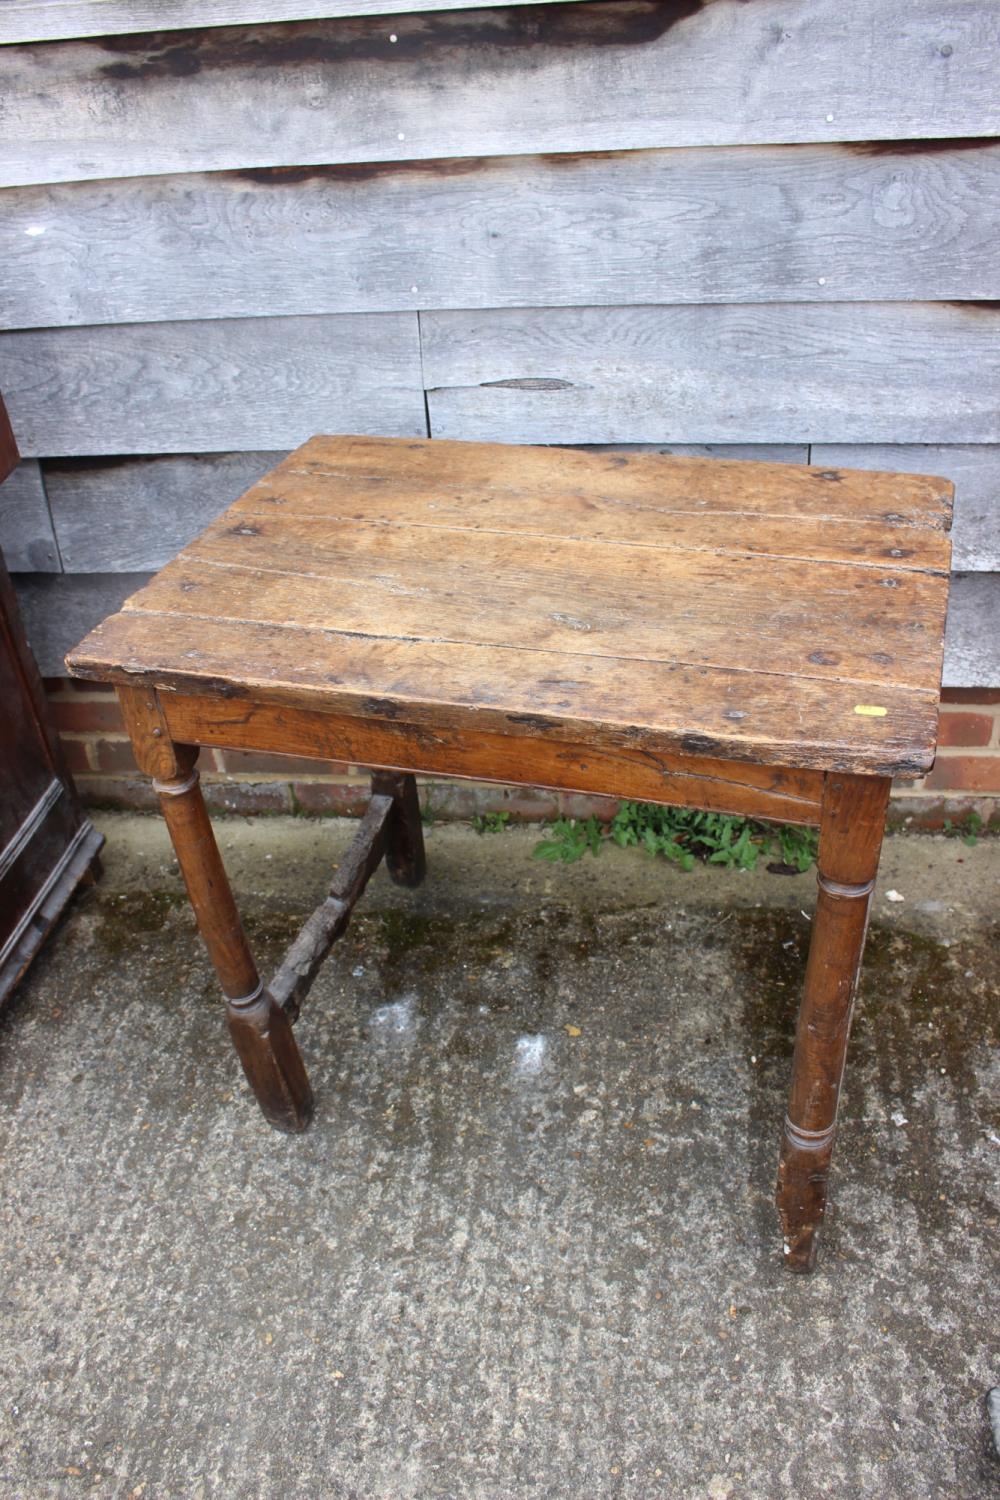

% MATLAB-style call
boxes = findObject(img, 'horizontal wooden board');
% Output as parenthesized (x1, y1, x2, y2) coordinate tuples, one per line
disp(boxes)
(12, 571, 151, 675)
(46, 452, 286, 571)
(6, 142, 1000, 330)
(71, 607, 943, 776)
(943, 573, 1000, 689)
(3, 1, 998, 188)
(0, 0, 579, 45)
(145, 530, 947, 689)
(163, 691, 825, 825)
(42, 445, 805, 573)
(590, 445, 808, 466)
(242, 433, 952, 549)
(225, 481, 950, 573)
(0, 461, 59, 571)
(1, 315, 426, 457)
(812, 446, 1000, 573)
(26, 570, 999, 689)
(422, 302, 1000, 446)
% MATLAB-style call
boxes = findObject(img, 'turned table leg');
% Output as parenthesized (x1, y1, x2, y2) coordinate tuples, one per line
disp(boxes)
(776, 772, 891, 1271)
(117, 686, 313, 1133)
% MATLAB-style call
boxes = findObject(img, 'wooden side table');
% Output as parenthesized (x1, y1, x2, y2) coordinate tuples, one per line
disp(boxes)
(66, 436, 952, 1269)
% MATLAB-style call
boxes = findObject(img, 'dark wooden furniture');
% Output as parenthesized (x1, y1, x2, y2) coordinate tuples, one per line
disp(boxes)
(0, 397, 103, 1006)
(66, 435, 953, 1269)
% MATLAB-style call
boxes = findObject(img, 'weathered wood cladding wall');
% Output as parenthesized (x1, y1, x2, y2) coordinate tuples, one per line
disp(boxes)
(1, 0, 998, 686)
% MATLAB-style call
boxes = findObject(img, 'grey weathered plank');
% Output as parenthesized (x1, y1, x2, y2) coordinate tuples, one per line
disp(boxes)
(423, 302, 1000, 446)
(814, 446, 1000, 572)
(18, 568, 999, 687)
(3, 1, 998, 189)
(6, 142, 1000, 330)
(12, 571, 151, 676)
(0, 0, 578, 44)
(44, 446, 806, 572)
(587, 445, 808, 466)
(0, 460, 60, 571)
(942, 574, 1000, 688)
(1, 315, 426, 456)
(47, 452, 287, 571)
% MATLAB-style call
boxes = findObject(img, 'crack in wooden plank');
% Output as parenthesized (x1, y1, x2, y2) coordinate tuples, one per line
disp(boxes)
(218, 508, 950, 574)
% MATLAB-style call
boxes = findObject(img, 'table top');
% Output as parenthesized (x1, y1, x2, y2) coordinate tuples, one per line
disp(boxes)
(67, 435, 953, 776)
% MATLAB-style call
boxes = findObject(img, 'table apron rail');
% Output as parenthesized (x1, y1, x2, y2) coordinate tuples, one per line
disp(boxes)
(158, 691, 824, 827)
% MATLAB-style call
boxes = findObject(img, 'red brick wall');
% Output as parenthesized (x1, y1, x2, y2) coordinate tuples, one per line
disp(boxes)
(892, 690, 1000, 827)
(45, 678, 1000, 829)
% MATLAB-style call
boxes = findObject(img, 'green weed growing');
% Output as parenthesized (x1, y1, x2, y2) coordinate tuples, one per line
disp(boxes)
(472, 811, 511, 835)
(533, 800, 818, 872)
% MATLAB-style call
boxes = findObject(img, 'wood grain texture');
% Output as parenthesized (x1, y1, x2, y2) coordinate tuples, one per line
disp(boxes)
(593, 445, 807, 466)
(13, 571, 151, 675)
(422, 302, 1000, 446)
(813, 446, 1000, 573)
(64, 436, 953, 773)
(236, 434, 953, 547)
(46, 574, 995, 689)
(115, 681, 192, 780)
(6, 142, 1000, 330)
(65, 607, 944, 771)
(266, 789, 392, 1019)
(3, 1, 997, 189)
(943, 573, 1000, 689)
(0, 0, 580, 44)
(777, 771, 891, 1271)
(0, 315, 425, 456)
(46, 452, 286, 571)
(41, 447, 803, 574)
(162, 691, 825, 825)
(0, 460, 59, 572)
(371, 771, 426, 887)
(138, 538, 946, 686)
(116, 684, 314, 1132)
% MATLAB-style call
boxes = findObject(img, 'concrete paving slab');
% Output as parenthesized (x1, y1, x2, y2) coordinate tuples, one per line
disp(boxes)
(1, 816, 998, 1498)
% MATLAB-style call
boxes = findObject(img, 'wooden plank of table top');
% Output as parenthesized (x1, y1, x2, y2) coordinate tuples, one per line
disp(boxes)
(277, 436, 954, 532)
(122, 537, 948, 698)
(50, 571, 988, 694)
(228, 479, 951, 573)
(812, 444, 1000, 572)
(66, 610, 941, 776)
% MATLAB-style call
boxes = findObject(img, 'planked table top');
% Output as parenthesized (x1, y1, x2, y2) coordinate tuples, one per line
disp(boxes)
(67, 435, 954, 776)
